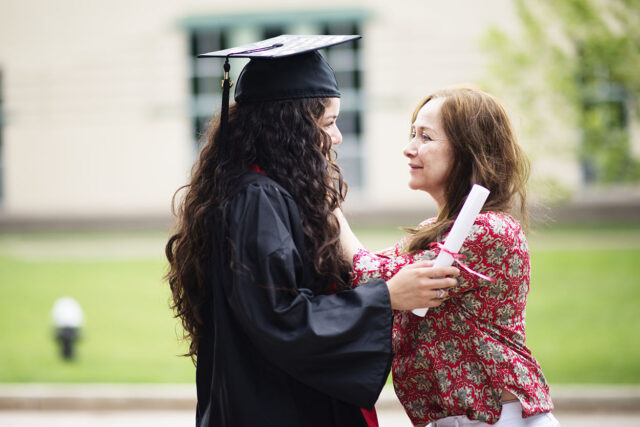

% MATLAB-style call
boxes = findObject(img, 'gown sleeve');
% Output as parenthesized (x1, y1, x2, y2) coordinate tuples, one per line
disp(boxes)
(223, 182, 393, 409)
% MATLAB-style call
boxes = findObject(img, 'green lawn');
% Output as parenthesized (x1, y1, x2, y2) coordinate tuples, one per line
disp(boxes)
(527, 249, 640, 384)
(0, 225, 638, 384)
(0, 256, 193, 382)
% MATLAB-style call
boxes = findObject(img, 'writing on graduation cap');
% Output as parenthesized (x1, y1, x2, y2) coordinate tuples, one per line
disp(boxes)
(198, 34, 361, 59)
(229, 43, 284, 57)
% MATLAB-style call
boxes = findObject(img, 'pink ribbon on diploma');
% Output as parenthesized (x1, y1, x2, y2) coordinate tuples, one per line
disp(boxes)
(429, 242, 497, 283)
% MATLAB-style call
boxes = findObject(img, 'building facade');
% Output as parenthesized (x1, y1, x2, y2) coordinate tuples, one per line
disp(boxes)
(1, 0, 635, 223)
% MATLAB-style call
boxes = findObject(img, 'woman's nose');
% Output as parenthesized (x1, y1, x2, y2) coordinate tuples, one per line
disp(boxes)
(403, 140, 417, 157)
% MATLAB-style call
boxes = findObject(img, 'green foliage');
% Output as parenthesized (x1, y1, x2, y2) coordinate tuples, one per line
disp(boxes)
(482, 0, 640, 184)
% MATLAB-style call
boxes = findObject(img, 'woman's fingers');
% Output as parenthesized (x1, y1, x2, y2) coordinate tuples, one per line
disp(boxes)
(387, 263, 460, 311)
(402, 260, 434, 269)
(401, 261, 459, 280)
(427, 276, 458, 289)
(425, 266, 460, 281)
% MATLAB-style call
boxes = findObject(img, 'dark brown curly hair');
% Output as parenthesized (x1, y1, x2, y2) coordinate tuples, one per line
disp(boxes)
(404, 87, 530, 253)
(165, 97, 350, 360)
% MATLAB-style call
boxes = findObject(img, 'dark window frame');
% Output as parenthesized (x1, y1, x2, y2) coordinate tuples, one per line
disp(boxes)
(0, 69, 4, 204)
(186, 12, 366, 188)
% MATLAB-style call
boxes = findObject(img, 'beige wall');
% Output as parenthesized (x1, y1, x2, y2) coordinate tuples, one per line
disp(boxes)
(0, 0, 585, 219)
(0, 0, 192, 217)
(360, 0, 524, 212)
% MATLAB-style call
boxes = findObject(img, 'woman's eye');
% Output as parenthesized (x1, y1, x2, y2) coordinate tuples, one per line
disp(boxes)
(411, 130, 431, 141)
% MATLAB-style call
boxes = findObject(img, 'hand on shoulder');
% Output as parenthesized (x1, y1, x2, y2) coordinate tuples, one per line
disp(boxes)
(386, 260, 459, 311)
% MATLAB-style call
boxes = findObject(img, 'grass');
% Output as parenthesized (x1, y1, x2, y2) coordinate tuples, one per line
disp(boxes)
(0, 224, 638, 384)
(527, 249, 640, 384)
(0, 253, 193, 382)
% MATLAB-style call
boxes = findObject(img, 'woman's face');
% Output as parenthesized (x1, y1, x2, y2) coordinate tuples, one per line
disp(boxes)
(403, 97, 453, 206)
(321, 98, 342, 145)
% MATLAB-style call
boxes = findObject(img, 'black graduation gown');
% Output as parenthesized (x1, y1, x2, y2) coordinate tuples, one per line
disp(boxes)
(195, 171, 393, 427)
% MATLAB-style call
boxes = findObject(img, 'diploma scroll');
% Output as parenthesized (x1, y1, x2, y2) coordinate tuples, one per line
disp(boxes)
(412, 184, 491, 317)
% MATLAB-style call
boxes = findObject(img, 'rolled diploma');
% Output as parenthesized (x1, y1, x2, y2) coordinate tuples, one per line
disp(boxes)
(412, 184, 491, 317)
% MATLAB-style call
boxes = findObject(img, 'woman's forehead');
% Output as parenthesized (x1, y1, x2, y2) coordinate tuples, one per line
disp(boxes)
(414, 98, 444, 127)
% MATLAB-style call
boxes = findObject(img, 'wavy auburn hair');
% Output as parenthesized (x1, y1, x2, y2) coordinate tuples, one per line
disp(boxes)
(165, 98, 350, 360)
(404, 87, 530, 253)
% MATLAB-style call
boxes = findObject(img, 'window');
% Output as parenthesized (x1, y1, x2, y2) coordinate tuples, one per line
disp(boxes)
(579, 79, 632, 183)
(577, 48, 639, 184)
(189, 30, 228, 146)
(0, 69, 4, 204)
(321, 22, 363, 189)
(186, 10, 367, 189)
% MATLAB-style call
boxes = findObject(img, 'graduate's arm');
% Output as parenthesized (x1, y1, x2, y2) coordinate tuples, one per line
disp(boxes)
(225, 183, 392, 409)
(333, 207, 364, 266)
(334, 208, 409, 261)
(225, 183, 457, 407)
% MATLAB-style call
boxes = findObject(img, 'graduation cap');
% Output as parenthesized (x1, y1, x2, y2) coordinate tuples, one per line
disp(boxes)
(197, 34, 361, 150)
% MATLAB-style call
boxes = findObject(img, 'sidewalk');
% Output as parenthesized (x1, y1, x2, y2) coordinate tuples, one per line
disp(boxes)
(2, 383, 640, 412)
(1, 384, 639, 426)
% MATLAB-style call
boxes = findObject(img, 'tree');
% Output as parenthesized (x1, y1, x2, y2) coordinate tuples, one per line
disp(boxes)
(483, 0, 640, 186)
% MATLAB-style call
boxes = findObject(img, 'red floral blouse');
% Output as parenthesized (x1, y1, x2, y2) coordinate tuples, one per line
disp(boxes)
(351, 212, 553, 425)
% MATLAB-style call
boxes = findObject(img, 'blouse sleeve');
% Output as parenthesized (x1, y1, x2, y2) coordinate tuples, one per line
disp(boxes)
(350, 219, 437, 288)
(444, 213, 530, 312)
(350, 245, 435, 288)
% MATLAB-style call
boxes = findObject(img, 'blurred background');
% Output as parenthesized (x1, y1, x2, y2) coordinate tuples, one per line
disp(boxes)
(0, 0, 638, 424)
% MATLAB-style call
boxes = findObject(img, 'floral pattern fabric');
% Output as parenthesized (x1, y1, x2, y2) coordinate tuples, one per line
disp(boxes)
(351, 212, 553, 425)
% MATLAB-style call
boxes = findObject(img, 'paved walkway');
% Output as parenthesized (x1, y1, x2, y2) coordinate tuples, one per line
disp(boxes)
(1, 384, 639, 426)
(0, 408, 639, 426)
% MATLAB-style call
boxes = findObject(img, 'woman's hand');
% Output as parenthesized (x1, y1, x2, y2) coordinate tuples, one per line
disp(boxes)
(333, 207, 365, 265)
(386, 260, 459, 310)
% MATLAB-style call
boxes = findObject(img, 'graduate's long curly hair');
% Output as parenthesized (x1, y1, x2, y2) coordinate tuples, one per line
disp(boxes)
(404, 87, 530, 252)
(165, 98, 350, 360)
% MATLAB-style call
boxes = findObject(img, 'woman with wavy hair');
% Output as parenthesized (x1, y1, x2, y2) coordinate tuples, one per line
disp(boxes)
(339, 87, 559, 426)
(165, 37, 459, 427)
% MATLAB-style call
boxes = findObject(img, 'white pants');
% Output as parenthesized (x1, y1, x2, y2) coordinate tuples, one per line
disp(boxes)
(427, 401, 560, 427)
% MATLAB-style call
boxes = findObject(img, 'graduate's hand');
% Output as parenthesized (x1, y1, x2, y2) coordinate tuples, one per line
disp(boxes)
(386, 261, 459, 310)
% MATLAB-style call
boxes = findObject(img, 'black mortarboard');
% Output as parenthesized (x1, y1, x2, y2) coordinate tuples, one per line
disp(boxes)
(197, 34, 361, 150)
